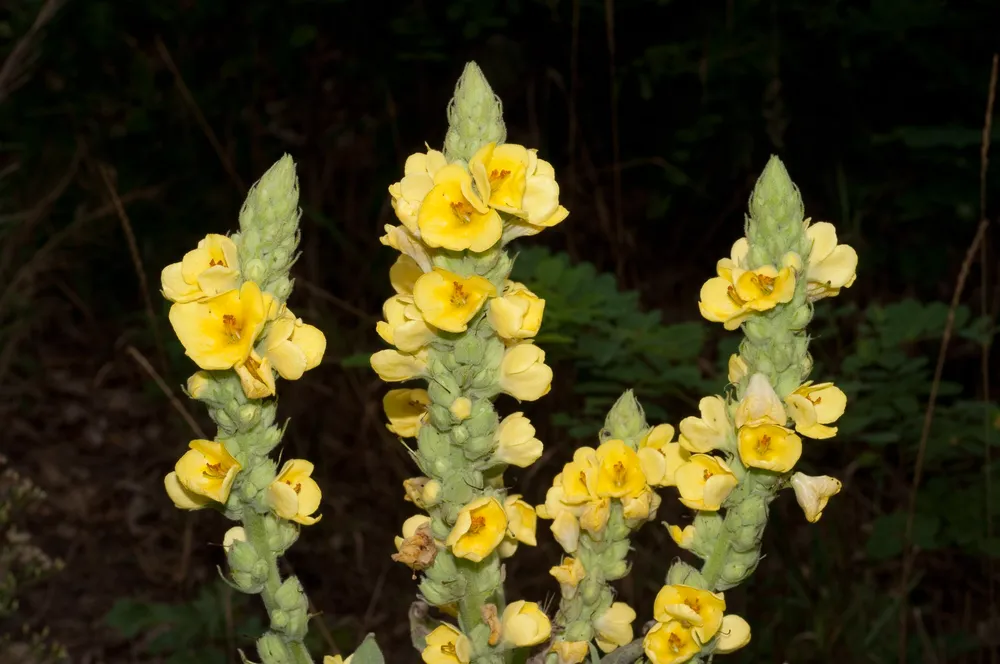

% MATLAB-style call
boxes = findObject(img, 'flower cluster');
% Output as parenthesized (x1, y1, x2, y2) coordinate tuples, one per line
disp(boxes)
(646, 157, 857, 664)
(373, 62, 564, 663)
(535, 393, 668, 661)
(159, 156, 327, 664)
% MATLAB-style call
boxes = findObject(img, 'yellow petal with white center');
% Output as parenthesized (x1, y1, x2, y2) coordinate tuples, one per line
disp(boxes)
(550, 641, 589, 664)
(494, 412, 544, 467)
(785, 381, 847, 439)
(715, 614, 751, 653)
(735, 373, 787, 428)
(412, 268, 496, 333)
(383, 388, 430, 437)
(422, 624, 471, 664)
(643, 620, 701, 664)
(499, 342, 552, 401)
(737, 423, 802, 473)
(168, 281, 267, 370)
(268, 458, 322, 525)
(550, 510, 580, 553)
(501, 600, 551, 647)
(594, 602, 636, 653)
(445, 497, 507, 562)
(667, 524, 696, 550)
(164, 471, 211, 510)
(488, 281, 545, 339)
(235, 351, 276, 399)
(370, 348, 427, 382)
(594, 439, 646, 498)
(380, 224, 433, 273)
(678, 396, 730, 453)
(418, 164, 502, 252)
(504, 495, 537, 546)
(653, 584, 726, 643)
(174, 439, 241, 504)
(790, 472, 842, 522)
(675, 454, 738, 511)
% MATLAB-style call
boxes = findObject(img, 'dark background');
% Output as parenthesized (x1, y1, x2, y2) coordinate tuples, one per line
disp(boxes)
(3, 0, 1000, 662)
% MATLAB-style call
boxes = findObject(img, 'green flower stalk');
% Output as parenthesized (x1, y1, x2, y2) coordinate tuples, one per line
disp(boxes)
(637, 156, 859, 664)
(536, 391, 671, 663)
(161, 157, 332, 664)
(371, 62, 569, 664)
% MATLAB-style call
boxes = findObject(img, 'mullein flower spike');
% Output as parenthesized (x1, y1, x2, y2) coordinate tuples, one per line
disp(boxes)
(643, 156, 857, 664)
(373, 62, 567, 663)
(160, 156, 329, 664)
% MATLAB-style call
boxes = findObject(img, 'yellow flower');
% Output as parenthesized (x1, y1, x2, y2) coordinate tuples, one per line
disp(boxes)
(504, 495, 537, 546)
(734, 373, 787, 429)
(417, 164, 502, 252)
(469, 142, 529, 213)
(402, 477, 440, 510)
(381, 224, 432, 273)
(377, 294, 438, 352)
(806, 221, 857, 301)
(728, 354, 748, 384)
(499, 342, 552, 401)
(579, 497, 611, 536)
(594, 602, 636, 653)
(494, 412, 544, 467)
(789, 472, 842, 522)
(370, 348, 428, 382)
(643, 620, 700, 664)
(675, 455, 738, 511)
(678, 396, 731, 453)
(234, 351, 276, 399)
(168, 281, 267, 370)
(501, 600, 551, 647)
(323, 655, 352, 664)
(699, 263, 796, 330)
(667, 524, 696, 550)
(785, 381, 847, 439)
(638, 424, 690, 487)
(186, 371, 212, 399)
(737, 423, 802, 473)
(622, 487, 661, 524)
(389, 148, 448, 234)
(390, 254, 424, 295)
(267, 459, 322, 525)
(445, 496, 508, 562)
(412, 268, 496, 333)
(549, 556, 586, 595)
(421, 624, 472, 664)
(560, 447, 598, 504)
(715, 614, 752, 653)
(550, 510, 581, 553)
(383, 388, 431, 437)
(393, 514, 431, 549)
(164, 472, 211, 510)
(161, 234, 240, 303)
(550, 641, 589, 664)
(171, 439, 241, 505)
(653, 584, 726, 643)
(488, 281, 545, 339)
(594, 439, 646, 498)
(222, 526, 246, 552)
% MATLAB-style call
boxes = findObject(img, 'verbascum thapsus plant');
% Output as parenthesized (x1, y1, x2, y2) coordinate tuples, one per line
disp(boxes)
(160, 156, 335, 664)
(635, 156, 858, 664)
(372, 62, 567, 664)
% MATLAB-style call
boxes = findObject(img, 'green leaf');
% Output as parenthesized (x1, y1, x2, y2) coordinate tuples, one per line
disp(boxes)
(351, 634, 385, 664)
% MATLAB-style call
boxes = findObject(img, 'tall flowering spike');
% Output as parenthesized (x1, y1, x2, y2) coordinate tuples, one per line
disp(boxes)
(376, 66, 565, 663)
(159, 155, 336, 664)
(537, 392, 665, 658)
(443, 62, 507, 163)
(236, 154, 302, 303)
(650, 156, 855, 664)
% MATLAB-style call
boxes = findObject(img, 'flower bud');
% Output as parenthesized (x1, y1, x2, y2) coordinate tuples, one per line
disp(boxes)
(186, 371, 214, 401)
(274, 578, 307, 613)
(248, 461, 278, 491)
(443, 62, 507, 163)
(562, 620, 594, 644)
(666, 561, 705, 588)
(603, 559, 629, 580)
(238, 404, 261, 429)
(265, 515, 300, 553)
(450, 397, 472, 421)
(603, 390, 647, 442)
(454, 335, 486, 366)
(256, 633, 291, 664)
(462, 434, 494, 460)
(244, 258, 266, 284)
(227, 539, 262, 574)
(212, 408, 237, 435)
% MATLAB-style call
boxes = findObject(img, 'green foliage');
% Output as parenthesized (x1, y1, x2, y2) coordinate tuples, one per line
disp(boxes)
(105, 582, 264, 664)
(510, 247, 712, 436)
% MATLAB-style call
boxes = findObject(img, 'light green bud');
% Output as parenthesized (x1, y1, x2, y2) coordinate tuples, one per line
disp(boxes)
(469, 367, 497, 392)
(443, 62, 506, 163)
(227, 539, 262, 574)
(242, 229, 261, 255)
(454, 335, 486, 366)
(244, 258, 266, 284)
(426, 404, 452, 430)
(604, 559, 629, 580)
(231, 570, 264, 594)
(747, 156, 805, 263)
(256, 633, 291, 664)
(606, 539, 632, 562)
(472, 561, 502, 595)
(666, 561, 706, 589)
(451, 425, 469, 445)
(603, 390, 648, 443)
(563, 620, 594, 643)
(238, 404, 261, 429)
(265, 516, 299, 553)
(270, 609, 289, 630)
(580, 577, 602, 605)
(418, 427, 449, 460)
(462, 435, 494, 460)
(274, 578, 307, 613)
(789, 302, 812, 329)
(212, 409, 237, 435)
(247, 460, 278, 491)
(271, 276, 293, 302)
(420, 576, 465, 606)
(464, 405, 498, 438)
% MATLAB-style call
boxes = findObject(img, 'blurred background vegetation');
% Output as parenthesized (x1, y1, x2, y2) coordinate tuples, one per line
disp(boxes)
(2, 0, 999, 662)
